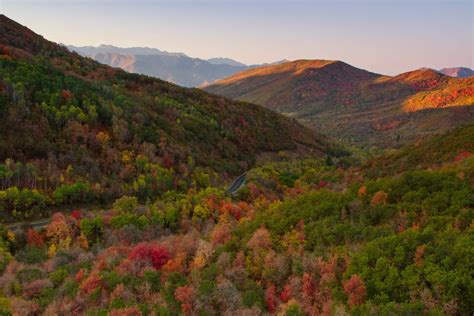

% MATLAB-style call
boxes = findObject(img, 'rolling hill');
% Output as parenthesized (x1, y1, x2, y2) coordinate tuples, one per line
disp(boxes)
(439, 67, 474, 78)
(67, 44, 248, 87)
(0, 15, 339, 203)
(365, 123, 474, 178)
(205, 60, 474, 148)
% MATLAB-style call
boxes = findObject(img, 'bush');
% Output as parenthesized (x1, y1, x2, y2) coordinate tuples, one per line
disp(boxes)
(17, 268, 44, 284)
(128, 242, 170, 270)
(144, 270, 162, 292)
(16, 246, 48, 264)
(113, 196, 138, 214)
(49, 268, 69, 286)
(0, 245, 12, 273)
(110, 214, 148, 230)
(0, 297, 10, 315)
(80, 217, 104, 244)
(52, 182, 92, 205)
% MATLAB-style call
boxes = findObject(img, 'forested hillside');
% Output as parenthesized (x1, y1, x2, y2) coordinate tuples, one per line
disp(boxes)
(0, 15, 340, 221)
(0, 125, 472, 314)
(205, 60, 474, 148)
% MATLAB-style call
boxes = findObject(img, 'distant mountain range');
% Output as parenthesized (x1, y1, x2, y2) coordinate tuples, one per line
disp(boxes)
(205, 60, 474, 148)
(438, 67, 474, 78)
(67, 44, 250, 87)
(67, 45, 294, 87)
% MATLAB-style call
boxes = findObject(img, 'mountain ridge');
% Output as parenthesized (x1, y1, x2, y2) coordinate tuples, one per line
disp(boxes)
(67, 45, 248, 87)
(205, 60, 474, 148)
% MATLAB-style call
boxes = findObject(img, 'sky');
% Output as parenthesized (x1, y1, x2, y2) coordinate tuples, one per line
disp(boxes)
(1, 0, 473, 75)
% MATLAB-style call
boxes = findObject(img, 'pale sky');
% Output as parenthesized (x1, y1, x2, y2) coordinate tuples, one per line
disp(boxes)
(2, 0, 473, 75)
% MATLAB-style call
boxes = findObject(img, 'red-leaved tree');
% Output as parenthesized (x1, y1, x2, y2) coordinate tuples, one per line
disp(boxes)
(26, 229, 44, 248)
(128, 242, 171, 270)
(343, 274, 366, 308)
(265, 284, 278, 313)
(174, 285, 195, 315)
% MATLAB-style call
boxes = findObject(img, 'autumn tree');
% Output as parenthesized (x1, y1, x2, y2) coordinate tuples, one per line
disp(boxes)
(343, 274, 366, 308)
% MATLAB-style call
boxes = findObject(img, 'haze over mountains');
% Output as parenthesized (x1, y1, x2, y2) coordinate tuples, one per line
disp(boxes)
(67, 44, 249, 87)
(68, 43, 473, 91)
(439, 67, 474, 78)
(205, 60, 474, 148)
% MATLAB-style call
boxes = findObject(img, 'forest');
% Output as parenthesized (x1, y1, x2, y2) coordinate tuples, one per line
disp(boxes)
(0, 136, 472, 314)
(0, 14, 473, 316)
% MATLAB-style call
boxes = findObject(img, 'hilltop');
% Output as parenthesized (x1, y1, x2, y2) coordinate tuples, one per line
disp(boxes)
(0, 15, 339, 210)
(439, 67, 474, 78)
(205, 60, 474, 148)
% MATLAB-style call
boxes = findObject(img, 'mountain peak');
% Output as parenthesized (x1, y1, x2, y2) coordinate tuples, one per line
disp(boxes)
(205, 59, 473, 148)
(439, 67, 474, 78)
(390, 67, 445, 82)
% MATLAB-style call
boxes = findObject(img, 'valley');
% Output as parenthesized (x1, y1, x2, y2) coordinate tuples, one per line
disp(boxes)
(0, 11, 472, 316)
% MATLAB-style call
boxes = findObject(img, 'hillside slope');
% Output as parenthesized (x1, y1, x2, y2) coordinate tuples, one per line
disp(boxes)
(68, 45, 248, 87)
(0, 123, 472, 314)
(0, 15, 339, 204)
(365, 123, 474, 177)
(205, 60, 474, 148)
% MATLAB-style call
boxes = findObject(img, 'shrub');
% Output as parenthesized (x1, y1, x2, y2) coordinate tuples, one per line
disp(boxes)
(128, 243, 170, 270)
(49, 268, 69, 286)
(17, 268, 43, 284)
(211, 224, 231, 246)
(52, 182, 92, 205)
(16, 246, 48, 264)
(370, 191, 388, 206)
(247, 228, 272, 251)
(46, 220, 70, 243)
(113, 196, 138, 214)
(0, 245, 12, 273)
(174, 285, 195, 314)
(110, 214, 148, 230)
(80, 273, 101, 295)
(80, 217, 104, 244)
(143, 270, 162, 292)
(0, 297, 10, 315)
(343, 274, 366, 308)
(26, 229, 44, 248)
(23, 279, 53, 298)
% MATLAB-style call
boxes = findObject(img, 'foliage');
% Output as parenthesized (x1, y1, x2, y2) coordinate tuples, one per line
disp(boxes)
(0, 15, 473, 316)
(113, 196, 138, 215)
(80, 217, 104, 244)
(0, 14, 337, 222)
(128, 242, 171, 270)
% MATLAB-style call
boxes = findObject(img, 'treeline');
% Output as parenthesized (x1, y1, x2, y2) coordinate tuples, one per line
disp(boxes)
(0, 153, 220, 221)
